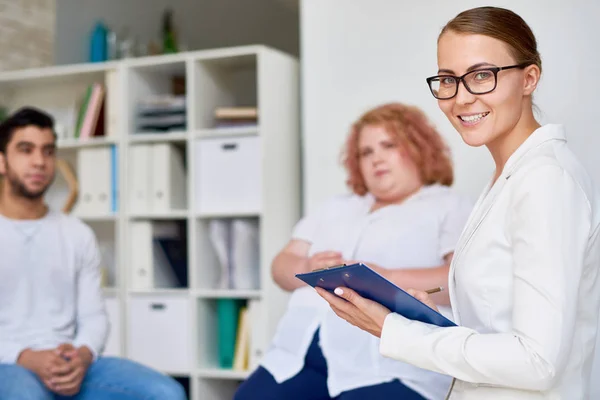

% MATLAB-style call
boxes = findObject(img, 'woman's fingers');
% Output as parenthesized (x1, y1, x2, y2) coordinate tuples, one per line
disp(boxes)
(407, 289, 439, 312)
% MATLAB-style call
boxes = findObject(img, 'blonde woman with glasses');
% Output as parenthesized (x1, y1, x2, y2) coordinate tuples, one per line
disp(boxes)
(319, 6, 600, 400)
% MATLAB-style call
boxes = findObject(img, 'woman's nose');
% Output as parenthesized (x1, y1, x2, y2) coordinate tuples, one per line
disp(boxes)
(455, 81, 476, 105)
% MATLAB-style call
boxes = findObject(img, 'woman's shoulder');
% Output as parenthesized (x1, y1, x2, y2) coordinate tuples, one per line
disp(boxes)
(307, 192, 370, 218)
(508, 135, 597, 208)
(509, 124, 594, 191)
(418, 184, 474, 210)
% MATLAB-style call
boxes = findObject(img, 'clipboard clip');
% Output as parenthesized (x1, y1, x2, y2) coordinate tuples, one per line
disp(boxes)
(312, 263, 347, 272)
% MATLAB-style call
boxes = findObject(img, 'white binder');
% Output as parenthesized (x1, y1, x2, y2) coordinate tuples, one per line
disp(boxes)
(75, 148, 95, 215)
(75, 147, 111, 215)
(128, 144, 152, 214)
(129, 221, 185, 290)
(93, 147, 112, 214)
(129, 221, 153, 290)
(150, 143, 186, 212)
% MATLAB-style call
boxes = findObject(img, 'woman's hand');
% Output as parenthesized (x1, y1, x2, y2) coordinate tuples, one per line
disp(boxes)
(307, 251, 344, 272)
(407, 288, 439, 312)
(316, 286, 441, 338)
(315, 286, 391, 338)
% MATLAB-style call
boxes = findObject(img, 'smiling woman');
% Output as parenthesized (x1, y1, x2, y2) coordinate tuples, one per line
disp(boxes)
(318, 6, 600, 400)
(428, 7, 543, 159)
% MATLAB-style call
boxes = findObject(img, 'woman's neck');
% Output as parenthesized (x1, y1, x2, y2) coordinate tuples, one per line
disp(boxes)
(487, 109, 540, 184)
(370, 184, 422, 212)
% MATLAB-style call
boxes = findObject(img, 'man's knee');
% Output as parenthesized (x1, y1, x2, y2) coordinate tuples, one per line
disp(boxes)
(0, 364, 52, 400)
(83, 357, 188, 400)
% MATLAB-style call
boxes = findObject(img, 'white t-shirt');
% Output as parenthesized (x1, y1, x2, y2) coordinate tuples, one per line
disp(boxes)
(260, 184, 473, 399)
(0, 211, 108, 363)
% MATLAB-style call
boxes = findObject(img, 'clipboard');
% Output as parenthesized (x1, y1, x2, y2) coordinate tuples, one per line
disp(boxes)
(295, 263, 456, 327)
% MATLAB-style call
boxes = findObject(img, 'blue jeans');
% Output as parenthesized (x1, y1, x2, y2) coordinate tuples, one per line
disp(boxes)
(0, 357, 187, 400)
(234, 329, 426, 400)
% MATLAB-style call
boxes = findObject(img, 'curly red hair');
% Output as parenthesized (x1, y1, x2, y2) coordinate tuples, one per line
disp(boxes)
(341, 103, 454, 196)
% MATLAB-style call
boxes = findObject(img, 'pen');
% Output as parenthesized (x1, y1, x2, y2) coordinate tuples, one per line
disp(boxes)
(425, 286, 444, 295)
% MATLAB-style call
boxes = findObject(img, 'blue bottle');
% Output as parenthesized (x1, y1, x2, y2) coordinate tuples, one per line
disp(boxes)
(90, 21, 107, 63)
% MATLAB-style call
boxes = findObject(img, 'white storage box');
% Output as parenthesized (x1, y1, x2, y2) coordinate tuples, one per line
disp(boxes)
(126, 295, 191, 374)
(194, 136, 262, 215)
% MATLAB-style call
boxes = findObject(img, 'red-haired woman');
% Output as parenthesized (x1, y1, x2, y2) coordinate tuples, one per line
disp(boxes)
(234, 102, 472, 400)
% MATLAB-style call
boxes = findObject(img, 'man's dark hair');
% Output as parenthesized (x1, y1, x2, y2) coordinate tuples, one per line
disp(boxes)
(0, 106, 56, 154)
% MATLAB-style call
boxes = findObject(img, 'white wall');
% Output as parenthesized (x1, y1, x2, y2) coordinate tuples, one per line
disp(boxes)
(300, 0, 600, 395)
(54, 0, 299, 64)
(300, 0, 600, 213)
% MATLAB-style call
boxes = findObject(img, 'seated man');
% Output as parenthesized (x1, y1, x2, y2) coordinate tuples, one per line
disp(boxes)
(0, 107, 187, 400)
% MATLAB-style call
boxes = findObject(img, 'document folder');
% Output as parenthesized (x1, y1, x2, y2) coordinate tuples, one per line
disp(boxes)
(296, 263, 456, 327)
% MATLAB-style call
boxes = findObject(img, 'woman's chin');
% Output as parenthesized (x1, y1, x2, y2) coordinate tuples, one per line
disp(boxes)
(458, 131, 489, 148)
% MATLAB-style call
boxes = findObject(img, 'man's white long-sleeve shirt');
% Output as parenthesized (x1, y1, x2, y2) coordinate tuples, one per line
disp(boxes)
(0, 210, 109, 363)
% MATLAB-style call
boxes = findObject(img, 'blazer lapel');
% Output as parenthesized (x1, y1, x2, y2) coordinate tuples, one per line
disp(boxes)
(448, 175, 508, 323)
(451, 124, 565, 265)
(455, 178, 506, 259)
(447, 124, 567, 324)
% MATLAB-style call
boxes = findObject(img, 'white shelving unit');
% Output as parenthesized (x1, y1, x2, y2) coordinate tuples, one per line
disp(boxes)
(0, 45, 300, 399)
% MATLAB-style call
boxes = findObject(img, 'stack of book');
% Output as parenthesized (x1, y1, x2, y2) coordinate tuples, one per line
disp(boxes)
(214, 106, 258, 128)
(74, 82, 106, 139)
(51, 69, 118, 141)
(135, 95, 187, 133)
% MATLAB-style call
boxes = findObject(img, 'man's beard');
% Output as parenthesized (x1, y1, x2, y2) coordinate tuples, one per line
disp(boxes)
(4, 164, 53, 200)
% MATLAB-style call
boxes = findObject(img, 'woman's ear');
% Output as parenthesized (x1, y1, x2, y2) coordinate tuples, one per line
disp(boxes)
(523, 64, 541, 96)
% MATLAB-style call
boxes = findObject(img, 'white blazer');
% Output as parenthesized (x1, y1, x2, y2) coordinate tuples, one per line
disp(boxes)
(378, 124, 600, 400)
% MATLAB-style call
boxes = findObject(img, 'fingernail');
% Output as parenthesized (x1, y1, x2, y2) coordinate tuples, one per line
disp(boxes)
(334, 288, 343, 295)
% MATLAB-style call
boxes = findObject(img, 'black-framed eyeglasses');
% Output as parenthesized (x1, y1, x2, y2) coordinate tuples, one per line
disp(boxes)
(425, 63, 530, 100)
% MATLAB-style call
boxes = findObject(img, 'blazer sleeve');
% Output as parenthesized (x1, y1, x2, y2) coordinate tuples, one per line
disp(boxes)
(379, 165, 592, 391)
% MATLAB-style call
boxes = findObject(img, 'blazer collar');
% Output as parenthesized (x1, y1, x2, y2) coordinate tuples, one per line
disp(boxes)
(503, 124, 567, 179)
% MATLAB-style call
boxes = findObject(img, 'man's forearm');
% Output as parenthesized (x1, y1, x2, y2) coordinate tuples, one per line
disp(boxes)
(15, 348, 33, 367)
(72, 311, 108, 359)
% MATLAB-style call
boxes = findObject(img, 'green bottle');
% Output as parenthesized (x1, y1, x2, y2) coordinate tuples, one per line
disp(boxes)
(162, 8, 178, 54)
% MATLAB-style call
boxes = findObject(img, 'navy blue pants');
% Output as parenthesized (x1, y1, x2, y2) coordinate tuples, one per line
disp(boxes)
(234, 330, 426, 400)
